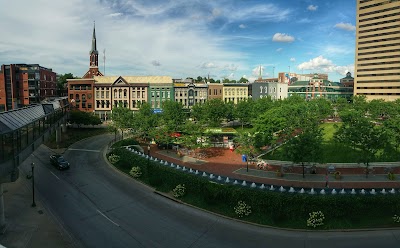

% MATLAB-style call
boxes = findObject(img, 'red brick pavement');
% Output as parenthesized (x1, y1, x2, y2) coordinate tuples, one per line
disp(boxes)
(149, 146, 400, 189)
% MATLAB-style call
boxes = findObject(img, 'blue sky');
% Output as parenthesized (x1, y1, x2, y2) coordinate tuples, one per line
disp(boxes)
(0, 0, 356, 82)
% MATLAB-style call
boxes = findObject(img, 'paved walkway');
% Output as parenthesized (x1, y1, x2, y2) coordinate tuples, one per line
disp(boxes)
(152, 147, 400, 189)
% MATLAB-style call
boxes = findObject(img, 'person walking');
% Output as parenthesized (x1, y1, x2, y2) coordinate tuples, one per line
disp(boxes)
(325, 172, 329, 188)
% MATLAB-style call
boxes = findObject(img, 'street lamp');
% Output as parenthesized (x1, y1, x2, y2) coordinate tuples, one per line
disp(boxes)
(147, 145, 151, 174)
(31, 162, 36, 207)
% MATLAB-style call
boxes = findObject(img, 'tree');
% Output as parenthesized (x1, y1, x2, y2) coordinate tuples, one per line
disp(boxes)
(222, 78, 230, 84)
(238, 77, 249, 83)
(161, 100, 186, 132)
(57, 73, 76, 96)
(203, 99, 227, 127)
(110, 103, 134, 139)
(69, 110, 102, 127)
(234, 130, 259, 172)
(196, 76, 203, 83)
(334, 109, 386, 178)
(132, 103, 159, 142)
(285, 123, 323, 178)
(234, 99, 253, 129)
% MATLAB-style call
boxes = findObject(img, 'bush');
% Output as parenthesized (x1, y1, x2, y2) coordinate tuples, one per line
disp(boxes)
(108, 154, 120, 164)
(388, 172, 396, 180)
(234, 201, 252, 218)
(393, 215, 400, 223)
(129, 167, 142, 178)
(172, 184, 186, 198)
(307, 211, 325, 228)
(111, 138, 139, 148)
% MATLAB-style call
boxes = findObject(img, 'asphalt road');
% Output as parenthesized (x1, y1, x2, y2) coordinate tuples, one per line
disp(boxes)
(19, 134, 400, 248)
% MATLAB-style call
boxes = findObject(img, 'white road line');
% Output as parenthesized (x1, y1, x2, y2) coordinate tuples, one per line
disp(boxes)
(68, 148, 100, 152)
(50, 171, 60, 180)
(97, 210, 120, 227)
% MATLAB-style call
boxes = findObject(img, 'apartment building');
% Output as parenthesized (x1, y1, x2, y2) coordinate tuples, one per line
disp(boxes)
(354, 0, 400, 100)
(0, 64, 57, 112)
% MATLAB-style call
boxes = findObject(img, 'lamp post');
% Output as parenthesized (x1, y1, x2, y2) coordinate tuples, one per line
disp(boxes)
(31, 162, 36, 207)
(147, 144, 151, 173)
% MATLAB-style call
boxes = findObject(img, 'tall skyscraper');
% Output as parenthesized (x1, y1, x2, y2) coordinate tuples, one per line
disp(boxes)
(354, 0, 400, 101)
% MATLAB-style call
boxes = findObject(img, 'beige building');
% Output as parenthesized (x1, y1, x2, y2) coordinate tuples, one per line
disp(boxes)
(93, 76, 172, 120)
(354, 0, 400, 101)
(174, 79, 208, 108)
(223, 83, 249, 104)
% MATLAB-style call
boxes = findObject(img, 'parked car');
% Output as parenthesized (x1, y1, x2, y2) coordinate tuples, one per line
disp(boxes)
(50, 155, 70, 170)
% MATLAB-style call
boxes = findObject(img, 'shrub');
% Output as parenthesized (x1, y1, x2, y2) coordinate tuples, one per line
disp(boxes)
(393, 215, 400, 223)
(388, 172, 396, 180)
(129, 167, 142, 178)
(234, 201, 252, 218)
(108, 154, 120, 164)
(172, 184, 186, 198)
(307, 211, 325, 228)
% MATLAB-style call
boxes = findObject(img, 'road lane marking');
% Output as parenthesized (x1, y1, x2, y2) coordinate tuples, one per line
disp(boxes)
(97, 210, 120, 227)
(50, 171, 60, 180)
(68, 148, 100, 152)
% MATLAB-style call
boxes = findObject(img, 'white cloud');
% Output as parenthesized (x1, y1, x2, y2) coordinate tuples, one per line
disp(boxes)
(239, 24, 246, 29)
(290, 58, 296, 62)
(334, 22, 356, 31)
(252, 65, 264, 77)
(307, 5, 318, 11)
(0, 0, 244, 78)
(108, 13, 123, 17)
(201, 62, 217, 69)
(224, 64, 238, 71)
(297, 55, 354, 76)
(151, 60, 161, 66)
(272, 33, 295, 43)
(276, 48, 283, 52)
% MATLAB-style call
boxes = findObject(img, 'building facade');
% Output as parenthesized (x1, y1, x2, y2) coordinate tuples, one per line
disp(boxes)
(288, 74, 353, 100)
(68, 78, 95, 112)
(174, 79, 208, 108)
(252, 81, 288, 100)
(222, 83, 249, 104)
(340, 72, 354, 88)
(0, 64, 57, 112)
(207, 83, 223, 100)
(354, 0, 400, 101)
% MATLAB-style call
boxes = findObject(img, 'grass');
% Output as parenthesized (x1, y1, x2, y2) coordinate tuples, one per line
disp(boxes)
(44, 127, 110, 149)
(263, 122, 400, 163)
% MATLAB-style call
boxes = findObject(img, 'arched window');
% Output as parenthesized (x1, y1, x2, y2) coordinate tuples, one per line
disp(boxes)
(114, 89, 117, 98)
(118, 89, 122, 98)
(101, 100, 105, 108)
(124, 89, 127, 98)
(96, 100, 100, 108)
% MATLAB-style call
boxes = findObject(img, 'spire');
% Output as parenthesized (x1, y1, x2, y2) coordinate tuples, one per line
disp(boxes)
(90, 21, 98, 54)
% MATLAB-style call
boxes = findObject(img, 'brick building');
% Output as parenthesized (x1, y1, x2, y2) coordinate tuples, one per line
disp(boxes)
(0, 64, 57, 112)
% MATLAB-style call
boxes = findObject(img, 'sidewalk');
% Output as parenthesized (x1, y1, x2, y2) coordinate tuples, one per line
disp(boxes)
(0, 168, 74, 248)
(153, 148, 400, 189)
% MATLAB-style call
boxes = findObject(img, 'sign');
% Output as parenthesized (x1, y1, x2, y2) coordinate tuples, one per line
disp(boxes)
(242, 154, 247, 162)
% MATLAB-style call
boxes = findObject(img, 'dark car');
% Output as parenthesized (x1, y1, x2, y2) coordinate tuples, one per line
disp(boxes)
(50, 155, 70, 170)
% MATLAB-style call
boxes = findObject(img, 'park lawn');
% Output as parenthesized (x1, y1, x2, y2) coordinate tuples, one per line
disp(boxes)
(263, 122, 400, 163)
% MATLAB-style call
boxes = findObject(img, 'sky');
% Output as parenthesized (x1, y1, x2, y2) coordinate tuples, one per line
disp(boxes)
(0, 0, 356, 82)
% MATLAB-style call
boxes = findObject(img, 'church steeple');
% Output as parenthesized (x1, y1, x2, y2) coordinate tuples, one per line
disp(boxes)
(89, 21, 98, 67)
(83, 21, 103, 78)
(90, 22, 98, 55)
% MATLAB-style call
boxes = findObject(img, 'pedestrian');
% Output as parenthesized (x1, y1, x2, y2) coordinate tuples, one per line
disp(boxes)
(325, 172, 329, 188)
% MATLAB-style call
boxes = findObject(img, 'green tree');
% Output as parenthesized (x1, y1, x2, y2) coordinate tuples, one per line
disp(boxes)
(69, 110, 102, 127)
(285, 122, 323, 178)
(234, 130, 259, 172)
(203, 99, 227, 127)
(335, 109, 386, 178)
(234, 99, 253, 129)
(133, 103, 159, 142)
(238, 77, 249, 83)
(110, 103, 134, 139)
(57, 73, 76, 96)
(161, 100, 186, 131)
